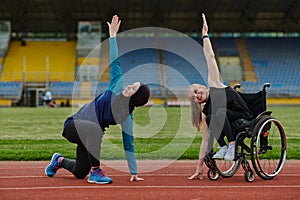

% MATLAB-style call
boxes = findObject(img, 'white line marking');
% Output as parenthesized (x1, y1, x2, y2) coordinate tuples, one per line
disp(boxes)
(1, 185, 300, 190)
(0, 173, 299, 179)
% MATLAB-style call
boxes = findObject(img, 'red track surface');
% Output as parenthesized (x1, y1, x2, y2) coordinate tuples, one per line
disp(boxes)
(0, 160, 299, 200)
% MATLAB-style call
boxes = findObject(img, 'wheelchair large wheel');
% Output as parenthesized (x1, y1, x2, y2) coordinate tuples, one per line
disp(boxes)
(214, 146, 242, 178)
(251, 115, 287, 180)
(214, 159, 241, 177)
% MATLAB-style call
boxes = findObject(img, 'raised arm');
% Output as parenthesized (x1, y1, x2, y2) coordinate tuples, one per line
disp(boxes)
(202, 13, 225, 88)
(107, 15, 124, 94)
(108, 15, 144, 182)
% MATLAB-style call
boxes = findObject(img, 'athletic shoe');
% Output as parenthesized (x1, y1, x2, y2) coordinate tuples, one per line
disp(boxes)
(212, 145, 228, 159)
(45, 153, 63, 177)
(224, 144, 235, 161)
(88, 168, 112, 184)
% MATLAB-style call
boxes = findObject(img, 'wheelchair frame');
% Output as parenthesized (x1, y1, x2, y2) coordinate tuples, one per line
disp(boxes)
(204, 83, 287, 182)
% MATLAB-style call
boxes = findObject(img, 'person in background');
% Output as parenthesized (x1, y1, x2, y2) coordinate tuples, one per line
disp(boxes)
(188, 13, 253, 180)
(43, 89, 55, 107)
(45, 15, 150, 184)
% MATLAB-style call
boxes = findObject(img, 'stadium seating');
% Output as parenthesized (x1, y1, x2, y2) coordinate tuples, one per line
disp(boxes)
(211, 37, 239, 56)
(0, 82, 22, 99)
(50, 81, 80, 98)
(1, 41, 76, 82)
(162, 37, 207, 96)
(1, 36, 299, 106)
(243, 37, 300, 96)
(118, 37, 161, 95)
(92, 81, 109, 96)
(99, 49, 161, 96)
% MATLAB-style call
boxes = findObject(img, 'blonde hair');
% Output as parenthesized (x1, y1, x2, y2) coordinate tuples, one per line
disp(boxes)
(188, 84, 207, 131)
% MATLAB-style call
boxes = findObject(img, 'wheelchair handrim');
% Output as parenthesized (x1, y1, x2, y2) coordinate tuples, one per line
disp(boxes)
(255, 118, 286, 177)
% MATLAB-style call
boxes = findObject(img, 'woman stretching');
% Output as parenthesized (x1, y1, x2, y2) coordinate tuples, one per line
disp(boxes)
(188, 13, 253, 179)
(45, 15, 150, 184)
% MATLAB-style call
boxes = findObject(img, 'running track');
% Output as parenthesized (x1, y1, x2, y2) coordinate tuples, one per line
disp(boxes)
(0, 160, 299, 200)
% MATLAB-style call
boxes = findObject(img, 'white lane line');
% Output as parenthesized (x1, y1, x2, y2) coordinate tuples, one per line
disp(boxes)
(1, 185, 300, 190)
(0, 173, 299, 179)
(1, 173, 300, 179)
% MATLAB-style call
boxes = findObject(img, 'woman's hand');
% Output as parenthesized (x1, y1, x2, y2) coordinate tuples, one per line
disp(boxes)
(188, 168, 204, 180)
(130, 174, 144, 182)
(107, 15, 121, 37)
(202, 13, 208, 36)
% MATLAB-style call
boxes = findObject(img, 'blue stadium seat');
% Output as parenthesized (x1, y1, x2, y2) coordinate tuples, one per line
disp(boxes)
(212, 38, 239, 56)
(242, 37, 300, 97)
(0, 82, 22, 99)
(50, 81, 81, 98)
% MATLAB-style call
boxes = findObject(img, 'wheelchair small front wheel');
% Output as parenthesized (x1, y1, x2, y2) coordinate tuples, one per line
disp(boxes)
(244, 170, 255, 182)
(208, 169, 220, 180)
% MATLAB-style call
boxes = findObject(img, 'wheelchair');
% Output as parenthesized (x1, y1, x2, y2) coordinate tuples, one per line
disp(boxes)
(204, 83, 287, 182)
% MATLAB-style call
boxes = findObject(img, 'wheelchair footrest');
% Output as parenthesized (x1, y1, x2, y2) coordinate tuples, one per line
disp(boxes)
(259, 145, 272, 153)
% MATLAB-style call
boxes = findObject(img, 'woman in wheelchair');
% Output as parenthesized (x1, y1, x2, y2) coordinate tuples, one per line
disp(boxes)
(188, 14, 254, 180)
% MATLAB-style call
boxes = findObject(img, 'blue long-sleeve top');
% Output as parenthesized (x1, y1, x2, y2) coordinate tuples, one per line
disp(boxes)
(64, 37, 138, 175)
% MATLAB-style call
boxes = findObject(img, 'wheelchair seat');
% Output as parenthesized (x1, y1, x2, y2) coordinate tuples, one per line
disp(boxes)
(231, 118, 252, 132)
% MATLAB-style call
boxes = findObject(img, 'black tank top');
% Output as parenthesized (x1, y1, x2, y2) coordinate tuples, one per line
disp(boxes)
(203, 87, 253, 120)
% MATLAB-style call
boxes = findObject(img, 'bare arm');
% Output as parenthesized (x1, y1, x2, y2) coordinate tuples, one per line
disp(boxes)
(202, 13, 225, 88)
(188, 113, 209, 180)
(199, 113, 209, 159)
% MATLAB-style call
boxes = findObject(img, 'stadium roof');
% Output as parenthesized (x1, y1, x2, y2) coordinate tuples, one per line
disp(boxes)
(0, 0, 300, 34)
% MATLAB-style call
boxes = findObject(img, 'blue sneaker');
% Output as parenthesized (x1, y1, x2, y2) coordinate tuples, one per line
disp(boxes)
(88, 168, 112, 184)
(45, 153, 63, 177)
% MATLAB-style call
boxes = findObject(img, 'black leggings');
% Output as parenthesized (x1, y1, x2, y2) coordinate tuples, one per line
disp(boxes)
(61, 120, 104, 179)
(206, 108, 245, 147)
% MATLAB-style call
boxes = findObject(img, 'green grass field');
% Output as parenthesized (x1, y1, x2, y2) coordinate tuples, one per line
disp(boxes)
(0, 105, 299, 161)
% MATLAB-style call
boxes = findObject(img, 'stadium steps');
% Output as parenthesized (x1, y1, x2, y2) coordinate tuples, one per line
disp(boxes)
(99, 57, 110, 82)
(77, 57, 100, 66)
(99, 66, 110, 82)
(98, 49, 110, 82)
(0, 57, 3, 77)
(1, 40, 76, 82)
(235, 39, 257, 82)
(79, 81, 92, 98)
(76, 47, 110, 82)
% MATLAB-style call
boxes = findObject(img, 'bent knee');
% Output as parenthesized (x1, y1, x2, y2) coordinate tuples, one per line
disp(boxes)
(73, 169, 90, 179)
(74, 173, 88, 179)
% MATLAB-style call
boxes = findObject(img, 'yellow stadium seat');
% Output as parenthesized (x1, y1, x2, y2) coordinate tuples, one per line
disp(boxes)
(1, 41, 76, 82)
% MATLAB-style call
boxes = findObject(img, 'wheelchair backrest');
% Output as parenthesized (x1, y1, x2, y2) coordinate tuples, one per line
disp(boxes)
(236, 91, 267, 118)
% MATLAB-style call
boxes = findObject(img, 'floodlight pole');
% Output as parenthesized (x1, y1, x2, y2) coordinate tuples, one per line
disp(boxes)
(46, 55, 49, 88)
(22, 55, 26, 83)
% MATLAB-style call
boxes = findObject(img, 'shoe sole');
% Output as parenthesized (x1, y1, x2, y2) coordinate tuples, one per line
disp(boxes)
(212, 154, 226, 160)
(87, 180, 112, 184)
(45, 153, 61, 177)
(212, 157, 224, 160)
